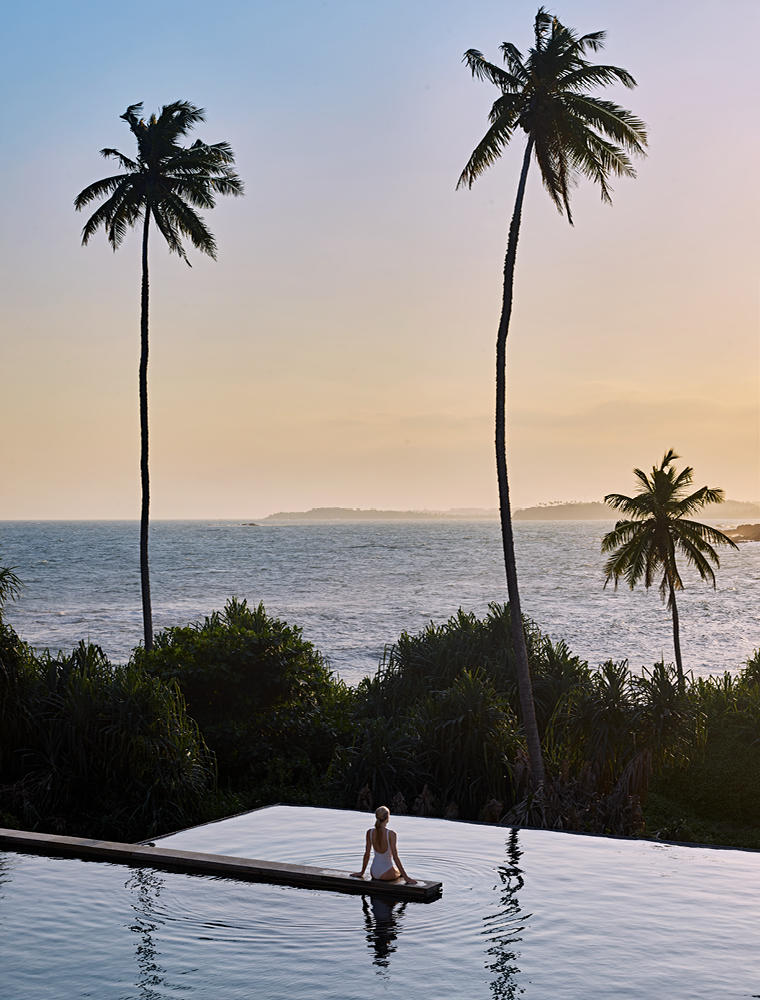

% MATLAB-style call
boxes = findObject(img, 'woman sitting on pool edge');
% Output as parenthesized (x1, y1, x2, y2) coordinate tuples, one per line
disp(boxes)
(351, 806, 417, 884)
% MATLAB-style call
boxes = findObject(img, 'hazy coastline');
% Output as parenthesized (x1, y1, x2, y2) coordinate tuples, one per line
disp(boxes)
(261, 499, 760, 523)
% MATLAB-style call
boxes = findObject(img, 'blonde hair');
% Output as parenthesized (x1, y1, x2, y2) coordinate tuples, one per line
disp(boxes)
(375, 805, 390, 830)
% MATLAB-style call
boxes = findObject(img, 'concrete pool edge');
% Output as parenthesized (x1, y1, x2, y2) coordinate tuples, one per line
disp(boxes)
(0, 826, 443, 902)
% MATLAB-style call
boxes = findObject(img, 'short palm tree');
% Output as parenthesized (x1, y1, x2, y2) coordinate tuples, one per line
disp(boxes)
(75, 102, 243, 650)
(458, 9, 647, 786)
(602, 450, 738, 690)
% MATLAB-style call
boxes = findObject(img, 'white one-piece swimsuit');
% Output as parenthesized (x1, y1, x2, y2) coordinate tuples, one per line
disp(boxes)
(370, 829, 393, 878)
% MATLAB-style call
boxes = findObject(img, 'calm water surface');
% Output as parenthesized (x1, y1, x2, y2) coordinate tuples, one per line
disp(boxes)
(1, 806, 759, 999)
(2, 520, 758, 682)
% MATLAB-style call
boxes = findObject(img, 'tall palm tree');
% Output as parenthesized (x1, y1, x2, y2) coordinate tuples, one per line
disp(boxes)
(458, 9, 647, 787)
(75, 102, 243, 650)
(602, 450, 738, 690)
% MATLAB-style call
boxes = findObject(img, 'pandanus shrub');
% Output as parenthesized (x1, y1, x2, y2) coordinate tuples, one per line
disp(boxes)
(653, 650, 760, 827)
(416, 670, 522, 817)
(0, 633, 214, 839)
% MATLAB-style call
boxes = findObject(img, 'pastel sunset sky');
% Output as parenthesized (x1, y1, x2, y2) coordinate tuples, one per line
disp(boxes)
(2, 0, 758, 518)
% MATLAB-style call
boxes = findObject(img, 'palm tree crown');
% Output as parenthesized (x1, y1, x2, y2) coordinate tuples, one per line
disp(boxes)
(602, 449, 737, 602)
(458, 7, 647, 220)
(75, 101, 243, 260)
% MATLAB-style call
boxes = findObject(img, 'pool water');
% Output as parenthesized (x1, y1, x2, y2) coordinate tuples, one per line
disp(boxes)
(1, 806, 758, 998)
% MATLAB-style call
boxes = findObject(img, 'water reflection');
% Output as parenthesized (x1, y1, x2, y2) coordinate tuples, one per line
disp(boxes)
(126, 866, 181, 999)
(483, 828, 529, 999)
(361, 894, 408, 973)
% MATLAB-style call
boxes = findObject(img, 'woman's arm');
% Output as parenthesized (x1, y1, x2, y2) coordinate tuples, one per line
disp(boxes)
(390, 830, 417, 884)
(351, 829, 372, 878)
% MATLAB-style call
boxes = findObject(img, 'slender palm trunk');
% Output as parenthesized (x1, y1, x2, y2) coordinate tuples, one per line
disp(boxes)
(139, 206, 154, 651)
(496, 136, 545, 788)
(669, 582, 684, 692)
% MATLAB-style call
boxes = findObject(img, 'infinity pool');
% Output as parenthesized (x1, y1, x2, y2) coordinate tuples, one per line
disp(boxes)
(1, 806, 758, 998)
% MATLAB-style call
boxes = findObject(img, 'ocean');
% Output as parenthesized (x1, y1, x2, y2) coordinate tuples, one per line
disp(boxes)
(1, 519, 757, 684)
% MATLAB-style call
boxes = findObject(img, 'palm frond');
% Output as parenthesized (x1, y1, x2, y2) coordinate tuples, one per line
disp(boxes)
(575, 30, 606, 53)
(632, 467, 651, 491)
(673, 531, 718, 585)
(74, 174, 130, 211)
(463, 49, 519, 90)
(533, 7, 553, 50)
(533, 130, 573, 222)
(164, 142, 241, 179)
(162, 193, 217, 258)
(120, 103, 145, 137)
(561, 95, 648, 154)
(457, 114, 517, 190)
(79, 179, 138, 245)
(156, 101, 206, 142)
(672, 517, 738, 553)
(163, 177, 216, 210)
(499, 42, 528, 83)
(151, 204, 188, 262)
(107, 195, 143, 250)
(600, 518, 644, 553)
(563, 122, 635, 202)
(200, 140, 240, 169)
(669, 465, 695, 496)
(560, 64, 636, 91)
(100, 148, 138, 170)
(208, 173, 244, 197)
(604, 492, 648, 517)
(488, 92, 523, 126)
(603, 520, 656, 589)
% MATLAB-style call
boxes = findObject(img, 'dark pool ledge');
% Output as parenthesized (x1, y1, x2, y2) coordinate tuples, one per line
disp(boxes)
(0, 827, 442, 902)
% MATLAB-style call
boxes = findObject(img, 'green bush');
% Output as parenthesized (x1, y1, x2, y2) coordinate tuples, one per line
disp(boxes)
(356, 604, 543, 722)
(0, 629, 215, 839)
(136, 598, 354, 791)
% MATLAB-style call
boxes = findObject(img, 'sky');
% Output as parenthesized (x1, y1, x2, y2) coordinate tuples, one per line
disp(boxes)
(1, 0, 758, 519)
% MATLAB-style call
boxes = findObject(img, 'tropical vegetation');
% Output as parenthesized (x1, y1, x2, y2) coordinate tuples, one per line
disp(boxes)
(4, 577, 758, 850)
(134, 598, 354, 794)
(458, 8, 648, 788)
(74, 102, 243, 650)
(602, 450, 738, 690)
(0, 629, 215, 840)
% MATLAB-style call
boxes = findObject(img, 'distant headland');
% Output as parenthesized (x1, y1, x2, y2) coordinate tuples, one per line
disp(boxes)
(261, 507, 481, 523)
(260, 499, 760, 523)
